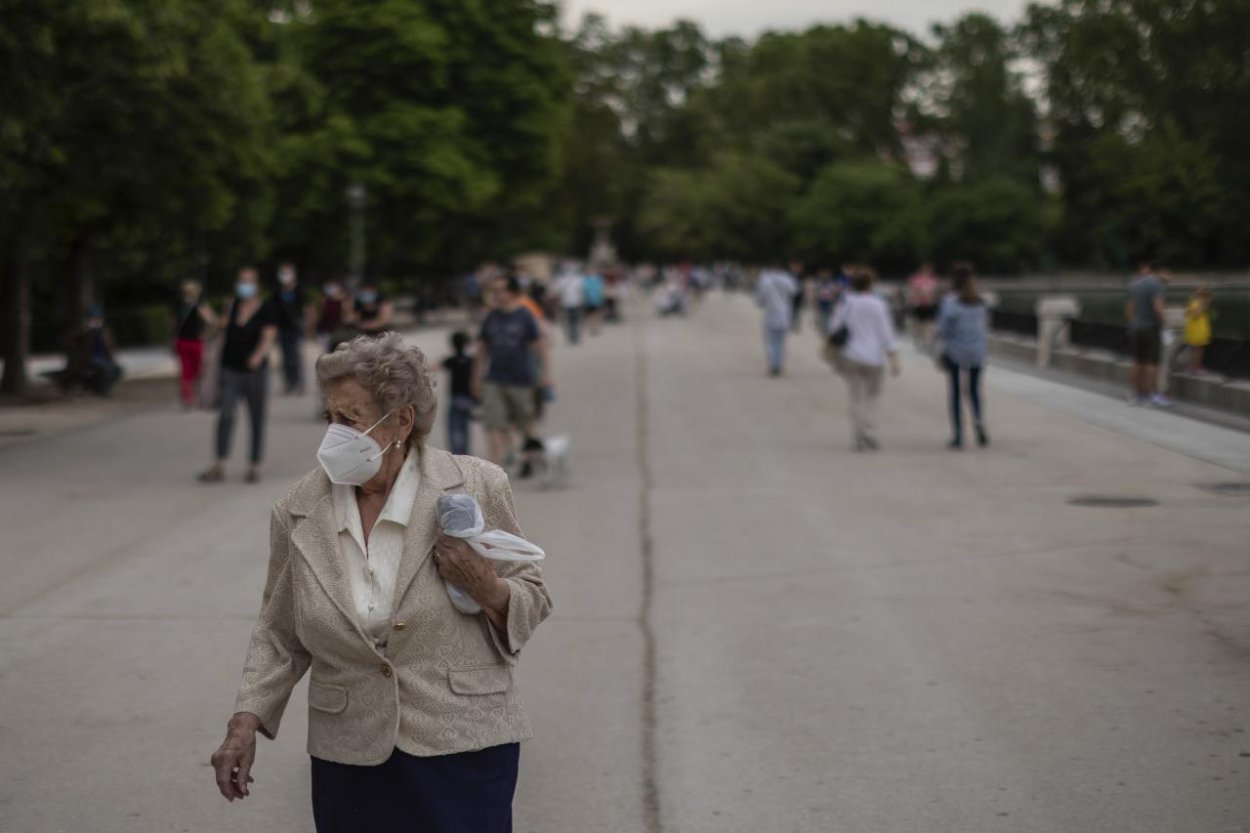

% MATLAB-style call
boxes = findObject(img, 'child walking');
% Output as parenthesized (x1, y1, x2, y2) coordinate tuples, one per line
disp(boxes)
(441, 331, 476, 455)
(1183, 286, 1213, 374)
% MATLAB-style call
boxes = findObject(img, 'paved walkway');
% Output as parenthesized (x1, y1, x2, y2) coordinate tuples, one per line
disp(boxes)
(1, 292, 1248, 832)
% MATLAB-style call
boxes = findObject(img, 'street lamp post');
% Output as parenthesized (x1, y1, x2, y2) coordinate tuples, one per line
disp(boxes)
(347, 182, 367, 286)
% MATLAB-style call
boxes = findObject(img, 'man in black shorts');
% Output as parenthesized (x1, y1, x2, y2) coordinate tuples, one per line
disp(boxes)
(1125, 263, 1172, 407)
(472, 276, 551, 466)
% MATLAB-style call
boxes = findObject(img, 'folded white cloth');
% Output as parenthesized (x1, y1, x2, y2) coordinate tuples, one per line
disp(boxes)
(437, 494, 545, 614)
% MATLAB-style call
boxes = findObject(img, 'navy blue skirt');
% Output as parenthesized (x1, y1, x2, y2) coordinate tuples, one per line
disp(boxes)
(311, 744, 519, 833)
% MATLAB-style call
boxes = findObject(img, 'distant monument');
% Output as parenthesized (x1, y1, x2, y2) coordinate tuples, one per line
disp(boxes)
(588, 216, 618, 271)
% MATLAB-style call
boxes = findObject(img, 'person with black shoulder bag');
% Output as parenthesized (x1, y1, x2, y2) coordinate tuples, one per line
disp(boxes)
(825, 268, 900, 451)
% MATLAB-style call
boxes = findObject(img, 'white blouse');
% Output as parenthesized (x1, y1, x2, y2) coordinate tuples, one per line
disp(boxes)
(332, 450, 421, 648)
(828, 292, 900, 368)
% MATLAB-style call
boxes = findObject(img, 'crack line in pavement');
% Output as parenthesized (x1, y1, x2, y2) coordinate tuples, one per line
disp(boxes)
(633, 306, 662, 833)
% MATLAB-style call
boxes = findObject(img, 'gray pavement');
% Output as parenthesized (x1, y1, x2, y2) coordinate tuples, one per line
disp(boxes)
(1, 292, 1248, 832)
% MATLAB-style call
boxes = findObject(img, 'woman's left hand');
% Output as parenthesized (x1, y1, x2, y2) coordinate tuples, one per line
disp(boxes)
(435, 533, 509, 612)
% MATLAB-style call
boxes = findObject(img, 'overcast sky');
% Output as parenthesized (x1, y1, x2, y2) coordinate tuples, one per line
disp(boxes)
(560, 0, 1037, 39)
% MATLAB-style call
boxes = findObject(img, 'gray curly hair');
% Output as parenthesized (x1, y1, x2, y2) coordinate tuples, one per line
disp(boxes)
(315, 332, 438, 449)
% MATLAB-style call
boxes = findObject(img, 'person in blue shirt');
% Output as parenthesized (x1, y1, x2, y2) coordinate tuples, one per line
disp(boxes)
(472, 276, 551, 467)
(583, 271, 606, 336)
(935, 263, 990, 449)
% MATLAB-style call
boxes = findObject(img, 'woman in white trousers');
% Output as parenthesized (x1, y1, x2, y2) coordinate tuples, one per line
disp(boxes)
(827, 268, 901, 451)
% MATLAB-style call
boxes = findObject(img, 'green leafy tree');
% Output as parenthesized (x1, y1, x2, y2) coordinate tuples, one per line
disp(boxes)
(1, 0, 274, 393)
(923, 13, 1040, 186)
(790, 162, 925, 273)
(553, 15, 716, 260)
(1021, 0, 1250, 266)
(927, 179, 1051, 273)
(640, 153, 799, 263)
(286, 0, 572, 277)
(699, 22, 927, 183)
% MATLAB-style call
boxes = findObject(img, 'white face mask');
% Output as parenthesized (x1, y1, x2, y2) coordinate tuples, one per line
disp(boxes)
(316, 411, 399, 485)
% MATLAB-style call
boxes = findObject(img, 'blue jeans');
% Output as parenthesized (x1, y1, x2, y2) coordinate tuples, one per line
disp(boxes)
(564, 307, 582, 345)
(763, 326, 788, 372)
(817, 301, 833, 335)
(447, 398, 473, 455)
(942, 354, 984, 441)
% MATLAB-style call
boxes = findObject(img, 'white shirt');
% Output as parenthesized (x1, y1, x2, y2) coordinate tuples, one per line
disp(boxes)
(756, 270, 798, 329)
(554, 272, 585, 308)
(828, 292, 899, 367)
(332, 449, 420, 648)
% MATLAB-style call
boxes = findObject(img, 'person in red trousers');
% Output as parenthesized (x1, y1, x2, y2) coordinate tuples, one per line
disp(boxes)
(172, 279, 219, 409)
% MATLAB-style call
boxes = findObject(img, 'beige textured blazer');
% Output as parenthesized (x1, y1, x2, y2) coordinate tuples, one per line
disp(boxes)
(233, 447, 552, 765)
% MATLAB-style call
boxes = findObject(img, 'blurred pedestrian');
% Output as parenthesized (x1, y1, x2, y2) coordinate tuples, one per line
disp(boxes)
(755, 267, 798, 376)
(906, 263, 940, 350)
(815, 268, 838, 335)
(463, 268, 485, 324)
(472, 276, 550, 467)
(935, 264, 990, 449)
(553, 266, 585, 345)
(788, 261, 806, 333)
(198, 268, 278, 484)
(584, 270, 606, 336)
(172, 279, 218, 409)
(1126, 262, 1172, 406)
(518, 282, 553, 435)
(518, 278, 548, 330)
(441, 331, 476, 455)
(604, 267, 624, 322)
(1183, 285, 1213, 374)
(273, 263, 308, 395)
(315, 280, 347, 352)
(352, 280, 393, 337)
(210, 332, 550, 829)
(827, 268, 901, 451)
(60, 305, 123, 397)
(655, 274, 687, 317)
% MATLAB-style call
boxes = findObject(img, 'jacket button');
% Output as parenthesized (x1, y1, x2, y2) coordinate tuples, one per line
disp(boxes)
(380, 665, 392, 678)
(392, 621, 406, 631)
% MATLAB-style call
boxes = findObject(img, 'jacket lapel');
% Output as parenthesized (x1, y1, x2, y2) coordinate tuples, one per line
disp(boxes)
(392, 447, 466, 609)
(286, 472, 375, 648)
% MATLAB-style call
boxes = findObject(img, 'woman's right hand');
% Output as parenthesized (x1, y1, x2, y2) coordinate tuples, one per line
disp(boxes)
(211, 712, 261, 801)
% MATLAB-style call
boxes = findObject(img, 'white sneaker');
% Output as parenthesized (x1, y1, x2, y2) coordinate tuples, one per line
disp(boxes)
(1149, 394, 1175, 408)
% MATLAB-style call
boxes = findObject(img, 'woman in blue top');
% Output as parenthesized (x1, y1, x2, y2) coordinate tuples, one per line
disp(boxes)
(583, 271, 606, 335)
(936, 264, 990, 449)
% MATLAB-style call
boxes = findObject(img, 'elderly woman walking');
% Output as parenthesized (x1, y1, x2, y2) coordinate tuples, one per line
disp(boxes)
(211, 332, 552, 832)
(827, 268, 901, 451)
(936, 264, 990, 449)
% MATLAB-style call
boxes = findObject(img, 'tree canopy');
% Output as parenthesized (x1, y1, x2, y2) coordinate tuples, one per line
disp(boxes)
(5, 0, 1249, 391)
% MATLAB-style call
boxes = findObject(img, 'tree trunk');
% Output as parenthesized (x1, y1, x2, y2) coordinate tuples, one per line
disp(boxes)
(1, 239, 32, 395)
(67, 231, 94, 329)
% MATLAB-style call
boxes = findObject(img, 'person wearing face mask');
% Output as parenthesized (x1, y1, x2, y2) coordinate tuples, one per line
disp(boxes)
(273, 262, 309, 396)
(352, 280, 393, 337)
(198, 267, 279, 484)
(210, 332, 551, 833)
